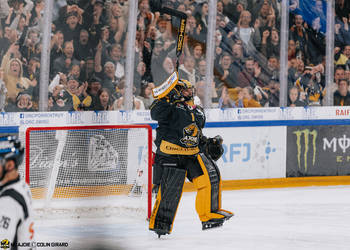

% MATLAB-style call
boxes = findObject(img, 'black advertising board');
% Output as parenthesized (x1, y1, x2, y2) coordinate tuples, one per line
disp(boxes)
(287, 126, 350, 177)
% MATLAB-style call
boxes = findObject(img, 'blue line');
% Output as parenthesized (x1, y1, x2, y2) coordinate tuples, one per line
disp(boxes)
(0, 126, 18, 133)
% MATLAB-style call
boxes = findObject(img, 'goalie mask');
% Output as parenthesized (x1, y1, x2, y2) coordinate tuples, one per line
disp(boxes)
(176, 79, 194, 102)
(0, 136, 24, 181)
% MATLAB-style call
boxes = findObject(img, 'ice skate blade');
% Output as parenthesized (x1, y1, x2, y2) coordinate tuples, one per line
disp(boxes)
(202, 222, 223, 230)
(223, 213, 234, 221)
(202, 219, 224, 230)
(149, 228, 169, 238)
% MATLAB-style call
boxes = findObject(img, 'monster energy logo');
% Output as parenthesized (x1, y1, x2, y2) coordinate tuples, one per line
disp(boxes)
(293, 129, 317, 172)
(323, 135, 350, 153)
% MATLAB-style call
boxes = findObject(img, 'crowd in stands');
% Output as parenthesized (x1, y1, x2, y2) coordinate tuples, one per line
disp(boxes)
(0, 0, 349, 112)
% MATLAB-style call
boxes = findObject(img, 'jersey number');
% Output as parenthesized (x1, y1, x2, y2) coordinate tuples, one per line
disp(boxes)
(0, 216, 10, 229)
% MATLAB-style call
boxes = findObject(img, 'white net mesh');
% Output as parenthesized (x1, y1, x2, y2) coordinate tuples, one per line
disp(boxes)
(22, 126, 151, 219)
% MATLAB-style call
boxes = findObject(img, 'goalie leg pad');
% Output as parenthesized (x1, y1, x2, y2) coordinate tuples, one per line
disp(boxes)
(193, 174, 224, 222)
(194, 153, 234, 224)
(209, 160, 234, 220)
(149, 167, 186, 236)
(193, 153, 224, 222)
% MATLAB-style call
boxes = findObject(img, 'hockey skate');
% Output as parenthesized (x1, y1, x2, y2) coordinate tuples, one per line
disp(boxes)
(150, 228, 170, 238)
(202, 218, 225, 230)
(216, 210, 234, 221)
(202, 210, 234, 230)
(149, 221, 171, 238)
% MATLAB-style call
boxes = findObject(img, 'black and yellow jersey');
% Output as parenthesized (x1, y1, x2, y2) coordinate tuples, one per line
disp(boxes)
(150, 99, 205, 155)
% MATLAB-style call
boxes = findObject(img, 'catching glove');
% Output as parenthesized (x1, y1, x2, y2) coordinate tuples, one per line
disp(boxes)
(206, 135, 224, 161)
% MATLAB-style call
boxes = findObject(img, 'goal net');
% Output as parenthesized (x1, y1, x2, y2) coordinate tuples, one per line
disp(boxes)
(23, 125, 152, 219)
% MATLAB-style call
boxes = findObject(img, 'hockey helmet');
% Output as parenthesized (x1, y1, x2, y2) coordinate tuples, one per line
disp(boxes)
(176, 79, 194, 101)
(177, 79, 193, 89)
(0, 136, 24, 181)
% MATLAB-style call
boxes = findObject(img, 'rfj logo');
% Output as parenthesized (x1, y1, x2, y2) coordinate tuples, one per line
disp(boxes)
(265, 142, 276, 160)
(293, 129, 317, 172)
(222, 143, 251, 163)
(221, 141, 275, 163)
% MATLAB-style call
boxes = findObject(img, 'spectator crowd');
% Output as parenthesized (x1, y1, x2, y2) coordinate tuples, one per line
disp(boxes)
(0, 0, 349, 112)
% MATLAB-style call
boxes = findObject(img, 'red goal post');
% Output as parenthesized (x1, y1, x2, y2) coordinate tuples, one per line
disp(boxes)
(25, 124, 153, 219)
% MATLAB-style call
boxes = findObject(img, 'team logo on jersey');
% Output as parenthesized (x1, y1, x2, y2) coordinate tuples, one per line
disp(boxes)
(180, 123, 199, 147)
(1, 239, 10, 249)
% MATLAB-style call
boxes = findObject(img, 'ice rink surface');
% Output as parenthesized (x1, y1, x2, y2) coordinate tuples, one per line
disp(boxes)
(35, 185, 350, 250)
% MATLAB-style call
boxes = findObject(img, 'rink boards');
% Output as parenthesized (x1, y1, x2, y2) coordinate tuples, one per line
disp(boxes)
(1, 106, 350, 192)
(203, 123, 350, 179)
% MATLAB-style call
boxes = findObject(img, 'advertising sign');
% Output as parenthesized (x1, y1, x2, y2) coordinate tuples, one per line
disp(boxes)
(202, 126, 286, 180)
(2, 107, 350, 127)
(287, 126, 350, 176)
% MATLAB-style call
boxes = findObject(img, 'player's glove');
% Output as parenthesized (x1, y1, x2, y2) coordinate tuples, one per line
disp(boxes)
(206, 135, 224, 161)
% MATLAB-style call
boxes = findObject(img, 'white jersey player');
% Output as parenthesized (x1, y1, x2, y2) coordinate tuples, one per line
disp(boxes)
(0, 136, 36, 250)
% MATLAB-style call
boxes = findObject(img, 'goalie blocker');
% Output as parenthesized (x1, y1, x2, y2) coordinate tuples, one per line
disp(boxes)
(149, 72, 233, 237)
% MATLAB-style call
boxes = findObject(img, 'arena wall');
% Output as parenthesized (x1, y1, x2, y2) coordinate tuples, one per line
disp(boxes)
(2, 106, 350, 191)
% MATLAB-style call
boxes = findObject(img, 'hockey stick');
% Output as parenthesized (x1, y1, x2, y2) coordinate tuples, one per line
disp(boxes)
(149, 0, 187, 71)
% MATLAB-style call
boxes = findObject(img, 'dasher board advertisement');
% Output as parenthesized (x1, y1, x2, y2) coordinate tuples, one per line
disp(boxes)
(287, 126, 350, 177)
(202, 126, 286, 180)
